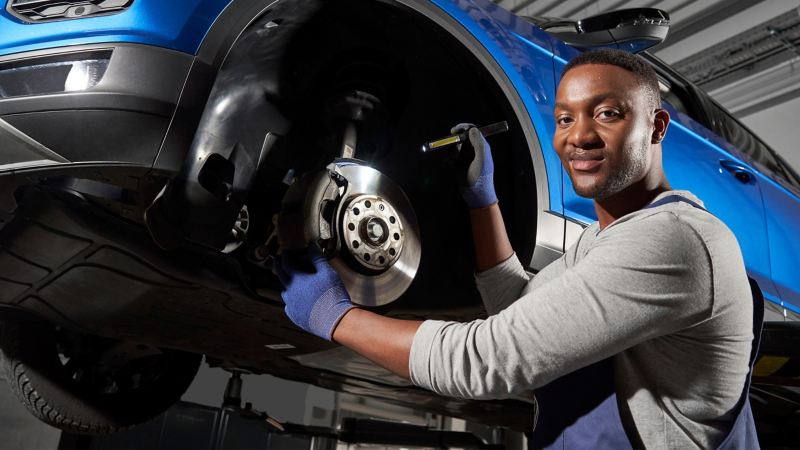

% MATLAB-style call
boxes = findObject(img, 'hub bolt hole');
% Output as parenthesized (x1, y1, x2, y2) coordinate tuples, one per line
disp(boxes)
(379, 256, 385, 264)
(348, 223, 355, 231)
(389, 216, 396, 224)
(365, 200, 372, 208)
(389, 248, 396, 256)
(353, 207, 360, 216)
(352, 241, 360, 248)
(364, 253, 371, 261)
(393, 233, 400, 241)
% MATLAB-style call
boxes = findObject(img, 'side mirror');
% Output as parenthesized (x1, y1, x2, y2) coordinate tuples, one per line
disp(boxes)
(536, 8, 670, 53)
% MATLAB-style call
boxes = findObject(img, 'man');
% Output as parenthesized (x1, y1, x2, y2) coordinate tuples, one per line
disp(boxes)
(275, 49, 759, 449)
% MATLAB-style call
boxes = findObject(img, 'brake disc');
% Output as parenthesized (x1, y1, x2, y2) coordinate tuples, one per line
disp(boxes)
(277, 160, 421, 307)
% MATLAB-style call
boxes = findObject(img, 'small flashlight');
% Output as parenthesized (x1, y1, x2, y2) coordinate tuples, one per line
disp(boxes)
(421, 121, 509, 153)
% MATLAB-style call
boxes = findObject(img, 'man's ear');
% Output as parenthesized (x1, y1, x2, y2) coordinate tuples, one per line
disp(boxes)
(652, 108, 670, 144)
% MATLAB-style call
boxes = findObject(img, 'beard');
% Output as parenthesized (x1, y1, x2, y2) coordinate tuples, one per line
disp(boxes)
(573, 140, 649, 199)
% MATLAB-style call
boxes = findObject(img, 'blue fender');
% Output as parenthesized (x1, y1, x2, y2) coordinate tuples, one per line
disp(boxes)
(429, 0, 562, 216)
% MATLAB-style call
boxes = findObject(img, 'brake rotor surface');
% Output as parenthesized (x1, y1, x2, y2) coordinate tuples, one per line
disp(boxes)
(328, 160, 421, 307)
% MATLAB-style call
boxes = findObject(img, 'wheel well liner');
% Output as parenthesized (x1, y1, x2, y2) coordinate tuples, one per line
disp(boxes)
(152, 0, 549, 264)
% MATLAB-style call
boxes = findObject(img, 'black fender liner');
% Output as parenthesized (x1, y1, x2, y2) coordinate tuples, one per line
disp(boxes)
(146, 0, 322, 250)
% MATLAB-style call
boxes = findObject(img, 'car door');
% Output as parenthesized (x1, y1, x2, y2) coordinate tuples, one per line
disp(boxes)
(758, 168, 800, 320)
(659, 82, 780, 313)
(698, 95, 800, 320)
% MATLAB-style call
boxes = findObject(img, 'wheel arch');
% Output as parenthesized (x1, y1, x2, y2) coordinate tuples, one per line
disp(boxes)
(152, 0, 562, 266)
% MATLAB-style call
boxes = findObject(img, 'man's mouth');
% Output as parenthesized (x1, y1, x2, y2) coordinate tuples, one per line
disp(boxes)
(570, 154, 604, 172)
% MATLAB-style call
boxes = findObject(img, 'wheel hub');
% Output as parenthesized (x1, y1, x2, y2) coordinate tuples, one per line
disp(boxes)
(342, 194, 403, 271)
(277, 160, 421, 307)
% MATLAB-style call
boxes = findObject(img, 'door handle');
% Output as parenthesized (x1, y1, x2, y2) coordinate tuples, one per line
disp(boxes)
(719, 159, 755, 184)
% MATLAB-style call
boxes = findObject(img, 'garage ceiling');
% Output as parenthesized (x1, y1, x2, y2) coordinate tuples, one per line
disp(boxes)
(492, 0, 800, 119)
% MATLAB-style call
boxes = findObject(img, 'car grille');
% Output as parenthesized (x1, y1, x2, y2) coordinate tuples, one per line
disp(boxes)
(6, 0, 133, 22)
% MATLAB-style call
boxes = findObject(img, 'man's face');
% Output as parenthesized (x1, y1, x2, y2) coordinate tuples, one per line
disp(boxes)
(553, 63, 657, 199)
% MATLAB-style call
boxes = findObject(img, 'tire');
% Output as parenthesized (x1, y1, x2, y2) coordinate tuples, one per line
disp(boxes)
(0, 319, 202, 435)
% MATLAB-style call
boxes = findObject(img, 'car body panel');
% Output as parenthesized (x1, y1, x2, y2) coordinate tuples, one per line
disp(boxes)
(663, 119, 778, 303)
(760, 176, 800, 315)
(0, 0, 231, 57)
(0, 42, 195, 188)
(431, 0, 562, 217)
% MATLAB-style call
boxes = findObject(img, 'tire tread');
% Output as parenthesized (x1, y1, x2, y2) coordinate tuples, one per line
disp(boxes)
(1, 320, 200, 435)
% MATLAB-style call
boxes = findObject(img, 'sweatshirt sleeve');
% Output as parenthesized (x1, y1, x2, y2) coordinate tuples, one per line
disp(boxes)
(475, 244, 572, 315)
(474, 253, 531, 315)
(409, 213, 713, 399)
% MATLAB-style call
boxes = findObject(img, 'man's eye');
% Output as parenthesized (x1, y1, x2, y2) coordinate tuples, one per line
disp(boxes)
(556, 116, 573, 127)
(597, 110, 620, 120)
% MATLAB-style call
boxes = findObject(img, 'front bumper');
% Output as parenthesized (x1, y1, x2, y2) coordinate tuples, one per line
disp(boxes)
(0, 43, 194, 175)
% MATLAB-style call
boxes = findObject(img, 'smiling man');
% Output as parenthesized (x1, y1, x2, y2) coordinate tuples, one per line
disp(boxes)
(276, 49, 760, 449)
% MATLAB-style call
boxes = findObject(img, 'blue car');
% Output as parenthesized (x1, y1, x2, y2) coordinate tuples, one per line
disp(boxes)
(0, 0, 798, 438)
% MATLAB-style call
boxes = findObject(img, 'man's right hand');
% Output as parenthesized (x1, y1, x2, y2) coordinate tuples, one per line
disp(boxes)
(274, 247, 355, 341)
(451, 123, 497, 209)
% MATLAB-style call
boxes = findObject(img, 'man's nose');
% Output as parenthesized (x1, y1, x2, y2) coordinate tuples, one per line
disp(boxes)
(567, 117, 603, 150)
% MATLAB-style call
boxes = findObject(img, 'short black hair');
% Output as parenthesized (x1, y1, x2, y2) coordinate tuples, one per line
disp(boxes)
(561, 49, 661, 111)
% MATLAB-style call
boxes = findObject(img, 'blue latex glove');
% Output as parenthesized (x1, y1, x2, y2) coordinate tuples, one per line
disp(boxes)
(274, 247, 355, 341)
(451, 123, 497, 209)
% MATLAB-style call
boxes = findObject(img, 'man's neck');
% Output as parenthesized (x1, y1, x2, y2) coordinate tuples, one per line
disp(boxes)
(594, 179, 671, 230)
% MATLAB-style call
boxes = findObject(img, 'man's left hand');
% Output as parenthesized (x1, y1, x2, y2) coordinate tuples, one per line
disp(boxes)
(451, 123, 497, 209)
(274, 247, 355, 341)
